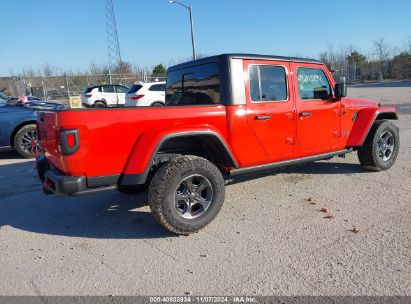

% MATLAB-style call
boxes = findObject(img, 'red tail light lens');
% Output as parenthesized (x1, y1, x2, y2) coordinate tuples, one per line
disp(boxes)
(67, 133, 76, 147)
(130, 95, 145, 100)
(86, 94, 92, 98)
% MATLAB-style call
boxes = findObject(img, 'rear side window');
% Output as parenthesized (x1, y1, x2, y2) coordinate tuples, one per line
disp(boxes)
(103, 86, 115, 93)
(166, 63, 220, 105)
(127, 84, 143, 94)
(297, 68, 331, 100)
(149, 84, 166, 91)
(249, 65, 287, 102)
(116, 85, 129, 93)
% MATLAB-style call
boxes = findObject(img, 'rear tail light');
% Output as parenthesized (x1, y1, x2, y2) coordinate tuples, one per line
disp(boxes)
(130, 95, 145, 100)
(86, 94, 92, 98)
(57, 129, 80, 155)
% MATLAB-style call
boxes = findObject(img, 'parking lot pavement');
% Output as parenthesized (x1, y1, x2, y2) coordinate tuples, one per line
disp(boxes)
(348, 81, 411, 105)
(0, 119, 410, 296)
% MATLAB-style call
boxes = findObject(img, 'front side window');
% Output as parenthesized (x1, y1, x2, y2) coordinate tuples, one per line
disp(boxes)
(297, 68, 331, 100)
(249, 65, 287, 102)
(166, 63, 220, 105)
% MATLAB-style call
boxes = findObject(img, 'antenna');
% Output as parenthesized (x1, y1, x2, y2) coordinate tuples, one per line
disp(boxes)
(106, 0, 123, 81)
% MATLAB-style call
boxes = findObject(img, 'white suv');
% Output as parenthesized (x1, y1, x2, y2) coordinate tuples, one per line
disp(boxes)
(81, 84, 129, 108)
(125, 82, 166, 107)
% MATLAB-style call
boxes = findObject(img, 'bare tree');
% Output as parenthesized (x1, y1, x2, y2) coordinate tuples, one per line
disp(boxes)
(22, 68, 37, 77)
(42, 63, 58, 77)
(391, 46, 402, 57)
(89, 63, 104, 75)
(113, 61, 133, 74)
(374, 38, 391, 61)
(319, 45, 342, 71)
(132, 64, 149, 76)
(373, 38, 392, 80)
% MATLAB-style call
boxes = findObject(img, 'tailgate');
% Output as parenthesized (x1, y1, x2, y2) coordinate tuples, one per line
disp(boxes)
(37, 111, 59, 160)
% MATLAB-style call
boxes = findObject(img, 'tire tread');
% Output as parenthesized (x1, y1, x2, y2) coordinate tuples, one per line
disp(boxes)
(358, 120, 399, 171)
(148, 155, 224, 235)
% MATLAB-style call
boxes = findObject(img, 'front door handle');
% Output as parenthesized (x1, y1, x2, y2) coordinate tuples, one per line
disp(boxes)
(254, 115, 271, 121)
(299, 112, 312, 117)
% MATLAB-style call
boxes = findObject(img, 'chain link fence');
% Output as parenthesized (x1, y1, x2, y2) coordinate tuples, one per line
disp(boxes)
(5, 72, 166, 105)
(327, 61, 395, 85)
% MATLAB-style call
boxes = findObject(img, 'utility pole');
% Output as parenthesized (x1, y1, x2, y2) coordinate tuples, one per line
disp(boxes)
(169, 1, 197, 60)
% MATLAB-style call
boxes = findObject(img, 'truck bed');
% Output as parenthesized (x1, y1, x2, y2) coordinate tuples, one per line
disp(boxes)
(38, 106, 229, 178)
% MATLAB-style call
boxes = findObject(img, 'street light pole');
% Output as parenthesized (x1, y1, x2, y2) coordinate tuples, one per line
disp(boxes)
(169, 1, 197, 60)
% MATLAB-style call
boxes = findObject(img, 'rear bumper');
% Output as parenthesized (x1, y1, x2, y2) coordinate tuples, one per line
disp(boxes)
(36, 156, 118, 196)
(44, 169, 88, 195)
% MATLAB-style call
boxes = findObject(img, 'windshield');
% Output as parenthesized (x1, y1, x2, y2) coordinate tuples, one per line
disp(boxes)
(0, 92, 10, 105)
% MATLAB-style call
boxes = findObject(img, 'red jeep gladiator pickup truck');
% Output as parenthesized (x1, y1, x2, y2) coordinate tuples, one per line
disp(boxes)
(36, 54, 399, 235)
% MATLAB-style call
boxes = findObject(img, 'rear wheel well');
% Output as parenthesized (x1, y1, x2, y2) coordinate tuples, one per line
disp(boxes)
(10, 121, 37, 147)
(154, 135, 237, 175)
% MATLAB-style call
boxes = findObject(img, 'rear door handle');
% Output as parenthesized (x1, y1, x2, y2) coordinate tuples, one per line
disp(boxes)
(299, 112, 312, 117)
(254, 115, 271, 121)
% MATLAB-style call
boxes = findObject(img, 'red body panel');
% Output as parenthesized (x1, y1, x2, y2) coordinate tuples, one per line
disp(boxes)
(290, 62, 344, 156)
(243, 60, 296, 162)
(37, 58, 398, 180)
(39, 106, 234, 177)
(346, 106, 397, 147)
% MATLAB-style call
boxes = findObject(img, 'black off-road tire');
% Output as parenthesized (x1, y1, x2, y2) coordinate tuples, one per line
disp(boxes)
(94, 101, 106, 108)
(358, 120, 400, 171)
(148, 155, 225, 235)
(14, 124, 38, 158)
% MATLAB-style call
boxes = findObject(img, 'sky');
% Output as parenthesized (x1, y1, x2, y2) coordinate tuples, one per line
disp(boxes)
(1, 0, 410, 76)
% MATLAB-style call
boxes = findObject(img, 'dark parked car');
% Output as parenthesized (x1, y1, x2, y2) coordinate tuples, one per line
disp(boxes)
(45, 89, 70, 99)
(0, 92, 64, 158)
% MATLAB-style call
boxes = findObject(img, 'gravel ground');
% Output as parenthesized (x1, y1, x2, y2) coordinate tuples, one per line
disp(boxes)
(0, 85, 410, 296)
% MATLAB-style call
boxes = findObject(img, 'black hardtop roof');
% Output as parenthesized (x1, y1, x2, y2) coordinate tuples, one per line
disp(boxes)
(168, 53, 322, 72)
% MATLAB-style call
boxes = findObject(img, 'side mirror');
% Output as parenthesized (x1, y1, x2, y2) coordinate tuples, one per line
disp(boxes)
(335, 83, 347, 98)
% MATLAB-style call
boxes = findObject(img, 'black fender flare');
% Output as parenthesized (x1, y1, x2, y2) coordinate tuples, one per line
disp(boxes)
(120, 131, 239, 186)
